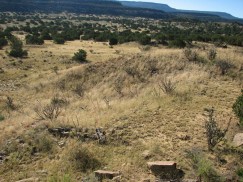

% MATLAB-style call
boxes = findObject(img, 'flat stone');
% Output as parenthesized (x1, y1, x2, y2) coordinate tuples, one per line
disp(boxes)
(147, 161, 177, 178)
(233, 133, 243, 147)
(147, 161, 176, 169)
(15, 178, 39, 182)
(94, 170, 120, 181)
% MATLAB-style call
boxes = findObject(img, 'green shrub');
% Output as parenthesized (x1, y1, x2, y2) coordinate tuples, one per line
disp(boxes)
(51, 95, 69, 107)
(53, 35, 65, 44)
(169, 39, 186, 48)
(0, 37, 8, 49)
(26, 34, 44, 45)
(139, 35, 151, 45)
(34, 100, 62, 121)
(33, 133, 54, 153)
(207, 48, 217, 60)
(158, 78, 177, 95)
(237, 168, 243, 177)
(204, 108, 230, 151)
(186, 149, 222, 182)
(48, 174, 72, 182)
(183, 48, 199, 62)
(5, 96, 17, 111)
(0, 114, 4, 121)
(9, 36, 28, 58)
(233, 90, 243, 126)
(41, 31, 52, 40)
(69, 145, 101, 172)
(237, 168, 243, 182)
(216, 60, 234, 75)
(109, 37, 118, 46)
(72, 49, 87, 63)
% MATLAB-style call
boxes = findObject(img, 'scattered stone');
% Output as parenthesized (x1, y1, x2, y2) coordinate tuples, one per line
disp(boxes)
(48, 127, 72, 137)
(233, 133, 243, 147)
(112, 175, 122, 181)
(177, 134, 191, 141)
(96, 128, 106, 144)
(142, 150, 152, 159)
(94, 170, 120, 182)
(48, 127, 106, 143)
(36, 170, 48, 176)
(58, 141, 65, 147)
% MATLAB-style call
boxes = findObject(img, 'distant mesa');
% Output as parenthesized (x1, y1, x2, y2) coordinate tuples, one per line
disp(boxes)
(0, 0, 242, 22)
(120, 1, 241, 20)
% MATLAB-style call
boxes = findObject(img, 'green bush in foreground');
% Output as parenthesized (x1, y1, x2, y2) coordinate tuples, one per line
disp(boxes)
(0, 37, 8, 49)
(233, 90, 243, 126)
(26, 34, 44, 45)
(186, 149, 222, 182)
(72, 49, 87, 63)
(0, 114, 4, 121)
(9, 36, 28, 58)
(68, 145, 101, 172)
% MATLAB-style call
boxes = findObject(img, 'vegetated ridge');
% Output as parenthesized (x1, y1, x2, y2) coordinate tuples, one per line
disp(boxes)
(0, 0, 171, 19)
(120, 1, 242, 21)
(0, 0, 238, 22)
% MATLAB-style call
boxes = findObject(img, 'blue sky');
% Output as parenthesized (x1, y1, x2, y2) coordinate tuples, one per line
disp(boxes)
(123, 0, 243, 18)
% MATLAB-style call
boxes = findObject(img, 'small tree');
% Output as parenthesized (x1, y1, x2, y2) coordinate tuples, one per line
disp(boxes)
(72, 49, 87, 63)
(169, 39, 186, 48)
(184, 48, 198, 62)
(207, 48, 217, 61)
(53, 35, 65, 44)
(139, 35, 151, 45)
(216, 60, 234, 75)
(9, 36, 28, 58)
(109, 37, 118, 46)
(159, 78, 177, 95)
(0, 37, 8, 49)
(26, 34, 44, 45)
(233, 90, 243, 126)
(204, 108, 231, 151)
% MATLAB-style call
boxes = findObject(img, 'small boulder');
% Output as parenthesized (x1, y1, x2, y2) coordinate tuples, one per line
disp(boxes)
(147, 161, 177, 176)
(233, 133, 243, 147)
(94, 170, 120, 181)
(142, 150, 152, 159)
(147, 161, 184, 180)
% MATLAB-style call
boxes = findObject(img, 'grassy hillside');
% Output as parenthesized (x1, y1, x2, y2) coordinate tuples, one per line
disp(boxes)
(0, 34, 243, 181)
(0, 11, 243, 181)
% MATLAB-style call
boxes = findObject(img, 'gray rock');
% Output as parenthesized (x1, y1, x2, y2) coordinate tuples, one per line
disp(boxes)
(142, 150, 152, 159)
(233, 133, 243, 147)
(147, 161, 184, 180)
(94, 170, 120, 181)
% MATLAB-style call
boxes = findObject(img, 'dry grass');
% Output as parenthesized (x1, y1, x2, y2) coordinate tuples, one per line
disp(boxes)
(0, 39, 242, 181)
